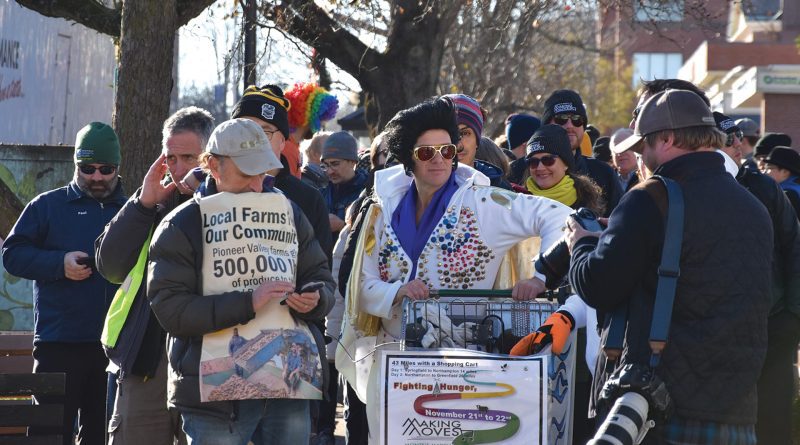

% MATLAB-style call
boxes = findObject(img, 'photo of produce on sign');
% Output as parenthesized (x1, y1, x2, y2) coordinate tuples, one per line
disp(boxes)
(380, 351, 548, 444)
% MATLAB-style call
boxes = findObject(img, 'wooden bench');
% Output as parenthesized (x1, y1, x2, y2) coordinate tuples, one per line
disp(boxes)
(0, 332, 65, 444)
(0, 332, 34, 374)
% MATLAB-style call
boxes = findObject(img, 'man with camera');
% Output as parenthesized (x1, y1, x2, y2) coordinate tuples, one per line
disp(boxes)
(567, 89, 773, 444)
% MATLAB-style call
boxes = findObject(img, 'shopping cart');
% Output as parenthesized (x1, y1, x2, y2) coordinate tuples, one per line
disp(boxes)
(384, 286, 576, 444)
(399, 286, 570, 354)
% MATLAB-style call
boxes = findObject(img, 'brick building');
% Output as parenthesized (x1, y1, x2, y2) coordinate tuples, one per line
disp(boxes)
(598, 0, 800, 144)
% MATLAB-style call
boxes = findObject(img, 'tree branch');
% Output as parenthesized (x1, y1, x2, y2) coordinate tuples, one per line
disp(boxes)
(264, 1, 383, 84)
(176, 0, 218, 29)
(14, 0, 121, 36)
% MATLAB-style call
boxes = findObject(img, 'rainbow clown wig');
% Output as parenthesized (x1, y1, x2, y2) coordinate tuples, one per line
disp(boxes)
(285, 82, 339, 135)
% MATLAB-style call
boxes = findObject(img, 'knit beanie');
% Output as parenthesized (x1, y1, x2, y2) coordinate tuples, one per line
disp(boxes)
(754, 133, 792, 158)
(592, 136, 611, 163)
(505, 114, 541, 149)
(231, 84, 291, 139)
(526, 124, 575, 170)
(713, 111, 740, 135)
(443, 94, 484, 139)
(284, 82, 339, 134)
(74, 122, 121, 165)
(321, 131, 359, 162)
(542, 89, 587, 126)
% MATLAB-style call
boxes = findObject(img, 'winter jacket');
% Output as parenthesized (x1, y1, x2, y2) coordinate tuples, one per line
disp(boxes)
(300, 163, 329, 190)
(95, 188, 188, 378)
(276, 156, 333, 264)
(779, 175, 800, 219)
(3, 180, 127, 344)
(473, 159, 512, 190)
(569, 151, 773, 424)
(147, 191, 335, 419)
(737, 168, 800, 317)
(325, 229, 348, 361)
(321, 169, 369, 222)
(507, 158, 527, 185)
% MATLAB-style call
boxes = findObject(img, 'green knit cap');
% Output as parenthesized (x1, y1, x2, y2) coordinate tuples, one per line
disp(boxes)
(74, 122, 121, 165)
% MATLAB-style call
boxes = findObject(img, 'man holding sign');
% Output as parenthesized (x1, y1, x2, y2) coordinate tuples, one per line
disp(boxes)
(148, 118, 334, 445)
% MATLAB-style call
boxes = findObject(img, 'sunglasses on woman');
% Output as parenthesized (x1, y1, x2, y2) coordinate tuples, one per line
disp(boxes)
(553, 114, 586, 127)
(78, 164, 117, 175)
(526, 155, 559, 168)
(413, 144, 458, 162)
(725, 130, 744, 147)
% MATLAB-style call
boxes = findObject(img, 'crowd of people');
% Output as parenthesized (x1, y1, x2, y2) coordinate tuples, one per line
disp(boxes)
(2, 76, 799, 445)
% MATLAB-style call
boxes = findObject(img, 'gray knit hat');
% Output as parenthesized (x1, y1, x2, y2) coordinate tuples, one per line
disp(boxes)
(321, 131, 358, 162)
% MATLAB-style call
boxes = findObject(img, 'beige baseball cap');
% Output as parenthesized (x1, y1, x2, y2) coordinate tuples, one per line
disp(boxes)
(614, 89, 717, 154)
(206, 119, 282, 175)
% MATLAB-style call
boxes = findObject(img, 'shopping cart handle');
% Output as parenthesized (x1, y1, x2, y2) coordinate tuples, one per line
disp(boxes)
(429, 285, 571, 301)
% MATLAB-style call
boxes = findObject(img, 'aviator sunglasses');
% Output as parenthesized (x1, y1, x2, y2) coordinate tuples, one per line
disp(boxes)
(725, 129, 744, 147)
(79, 164, 117, 175)
(526, 155, 559, 168)
(553, 114, 586, 127)
(413, 144, 458, 162)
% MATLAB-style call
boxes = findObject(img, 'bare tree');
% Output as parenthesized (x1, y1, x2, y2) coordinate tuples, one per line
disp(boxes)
(261, 0, 461, 132)
(258, 0, 686, 134)
(15, 0, 216, 191)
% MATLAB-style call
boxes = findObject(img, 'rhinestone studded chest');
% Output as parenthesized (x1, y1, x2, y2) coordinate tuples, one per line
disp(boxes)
(421, 205, 495, 289)
(377, 231, 409, 282)
(376, 189, 497, 289)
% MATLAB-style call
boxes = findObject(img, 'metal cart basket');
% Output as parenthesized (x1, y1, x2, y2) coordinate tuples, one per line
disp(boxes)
(400, 287, 569, 354)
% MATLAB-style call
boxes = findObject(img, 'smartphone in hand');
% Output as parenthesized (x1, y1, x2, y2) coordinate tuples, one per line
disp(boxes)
(76, 256, 96, 270)
(280, 282, 325, 305)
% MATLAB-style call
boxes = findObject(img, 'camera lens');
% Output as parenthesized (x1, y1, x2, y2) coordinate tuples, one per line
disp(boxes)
(588, 392, 650, 445)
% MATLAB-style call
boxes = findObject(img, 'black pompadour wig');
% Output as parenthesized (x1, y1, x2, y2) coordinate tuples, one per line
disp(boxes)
(383, 96, 461, 175)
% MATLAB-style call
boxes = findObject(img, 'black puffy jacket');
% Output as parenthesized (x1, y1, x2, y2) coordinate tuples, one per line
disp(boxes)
(147, 193, 335, 419)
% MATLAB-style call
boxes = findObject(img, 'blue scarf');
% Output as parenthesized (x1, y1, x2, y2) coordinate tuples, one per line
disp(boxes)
(391, 172, 460, 278)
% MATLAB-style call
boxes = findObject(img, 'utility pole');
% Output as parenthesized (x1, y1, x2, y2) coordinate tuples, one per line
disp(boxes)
(243, 0, 257, 89)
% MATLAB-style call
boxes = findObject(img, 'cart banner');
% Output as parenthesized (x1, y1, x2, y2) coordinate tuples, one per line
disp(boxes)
(380, 340, 575, 445)
(198, 192, 323, 402)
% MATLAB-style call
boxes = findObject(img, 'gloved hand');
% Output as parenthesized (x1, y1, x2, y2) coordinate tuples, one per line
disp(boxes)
(510, 310, 574, 356)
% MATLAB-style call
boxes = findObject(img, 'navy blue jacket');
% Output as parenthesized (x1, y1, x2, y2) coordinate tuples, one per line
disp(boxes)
(473, 160, 512, 190)
(321, 169, 368, 221)
(569, 152, 773, 424)
(3, 180, 127, 344)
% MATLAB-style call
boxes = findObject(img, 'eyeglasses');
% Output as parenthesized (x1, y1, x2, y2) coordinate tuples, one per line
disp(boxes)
(263, 129, 280, 139)
(413, 144, 458, 162)
(725, 130, 744, 147)
(526, 155, 559, 168)
(79, 164, 116, 175)
(553, 114, 586, 127)
(320, 160, 345, 170)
